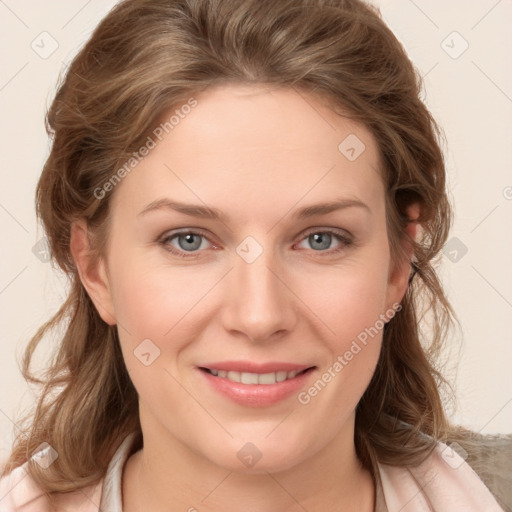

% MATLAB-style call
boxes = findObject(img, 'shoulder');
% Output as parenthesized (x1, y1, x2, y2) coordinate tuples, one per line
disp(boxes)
(452, 430, 512, 510)
(0, 463, 49, 511)
(0, 431, 138, 512)
(377, 436, 510, 512)
(0, 462, 103, 512)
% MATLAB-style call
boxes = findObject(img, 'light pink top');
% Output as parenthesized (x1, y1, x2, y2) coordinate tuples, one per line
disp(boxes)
(0, 433, 504, 511)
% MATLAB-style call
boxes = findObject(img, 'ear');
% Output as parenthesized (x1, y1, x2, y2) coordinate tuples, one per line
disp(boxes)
(70, 219, 117, 326)
(384, 203, 421, 311)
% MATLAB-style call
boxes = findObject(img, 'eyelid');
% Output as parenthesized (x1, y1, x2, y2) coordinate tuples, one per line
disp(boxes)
(159, 227, 215, 243)
(159, 226, 353, 242)
(158, 226, 355, 258)
(298, 225, 353, 241)
(293, 227, 355, 254)
(158, 228, 219, 255)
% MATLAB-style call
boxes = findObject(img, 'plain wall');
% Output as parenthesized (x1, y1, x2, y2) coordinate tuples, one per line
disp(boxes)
(1, 0, 511, 465)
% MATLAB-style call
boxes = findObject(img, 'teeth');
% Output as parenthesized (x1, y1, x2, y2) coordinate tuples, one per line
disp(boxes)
(207, 368, 304, 384)
(259, 372, 278, 384)
(227, 371, 241, 383)
(276, 371, 288, 382)
(241, 372, 258, 384)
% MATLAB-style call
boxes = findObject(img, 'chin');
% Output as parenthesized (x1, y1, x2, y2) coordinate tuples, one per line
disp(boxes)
(207, 438, 309, 475)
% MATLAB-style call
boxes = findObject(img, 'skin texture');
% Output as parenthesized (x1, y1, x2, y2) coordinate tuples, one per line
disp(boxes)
(71, 84, 418, 512)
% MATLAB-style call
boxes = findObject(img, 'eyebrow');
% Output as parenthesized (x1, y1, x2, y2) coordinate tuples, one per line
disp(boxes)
(137, 197, 371, 221)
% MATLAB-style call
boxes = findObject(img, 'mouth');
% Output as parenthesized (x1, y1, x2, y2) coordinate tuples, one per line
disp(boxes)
(198, 366, 316, 385)
(196, 361, 318, 407)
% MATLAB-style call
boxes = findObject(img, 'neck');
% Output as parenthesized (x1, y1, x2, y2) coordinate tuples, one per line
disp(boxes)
(122, 412, 375, 512)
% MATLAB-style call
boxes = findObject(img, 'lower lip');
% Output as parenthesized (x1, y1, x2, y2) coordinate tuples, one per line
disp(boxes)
(198, 367, 316, 407)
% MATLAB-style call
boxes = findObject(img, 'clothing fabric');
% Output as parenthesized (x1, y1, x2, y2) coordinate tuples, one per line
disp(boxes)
(0, 432, 506, 511)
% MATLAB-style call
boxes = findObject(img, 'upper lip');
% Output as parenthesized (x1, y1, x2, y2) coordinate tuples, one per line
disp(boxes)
(197, 361, 316, 373)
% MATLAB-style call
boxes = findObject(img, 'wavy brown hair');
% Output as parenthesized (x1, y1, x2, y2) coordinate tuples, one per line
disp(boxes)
(2, 0, 460, 496)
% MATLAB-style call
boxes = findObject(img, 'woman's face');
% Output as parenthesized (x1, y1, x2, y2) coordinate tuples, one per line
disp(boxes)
(81, 84, 411, 473)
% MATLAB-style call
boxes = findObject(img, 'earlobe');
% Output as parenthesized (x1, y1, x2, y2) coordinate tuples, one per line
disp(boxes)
(385, 203, 421, 312)
(69, 219, 117, 326)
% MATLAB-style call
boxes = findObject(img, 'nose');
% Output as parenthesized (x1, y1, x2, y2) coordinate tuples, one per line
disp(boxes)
(221, 245, 297, 343)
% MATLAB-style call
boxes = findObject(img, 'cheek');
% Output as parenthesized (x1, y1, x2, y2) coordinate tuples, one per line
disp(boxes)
(108, 249, 213, 340)
(302, 248, 390, 391)
(306, 255, 390, 340)
(294, 266, 389, 429)
(108, 255, 207, 410)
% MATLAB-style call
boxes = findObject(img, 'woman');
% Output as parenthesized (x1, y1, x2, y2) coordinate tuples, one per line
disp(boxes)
(0, 0, 509, 510)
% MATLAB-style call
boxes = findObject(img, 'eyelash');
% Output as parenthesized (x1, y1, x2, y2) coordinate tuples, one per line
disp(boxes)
(158, 228, 354, 259)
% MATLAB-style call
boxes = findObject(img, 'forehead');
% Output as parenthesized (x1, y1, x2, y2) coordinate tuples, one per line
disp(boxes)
(111, 83, 385, 222)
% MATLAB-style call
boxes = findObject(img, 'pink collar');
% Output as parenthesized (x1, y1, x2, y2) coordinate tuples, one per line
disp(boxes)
(377, 441, 504, 511)
(0, 435, 504, 511)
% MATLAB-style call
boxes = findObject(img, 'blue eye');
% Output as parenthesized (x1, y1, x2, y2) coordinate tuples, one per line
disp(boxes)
(158, 228, 353, 259)
(159, 231, 210, 258)
(296, 229, 353, 254)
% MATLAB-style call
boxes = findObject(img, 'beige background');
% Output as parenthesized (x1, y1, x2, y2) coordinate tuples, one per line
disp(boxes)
(1, 0, 511, 464)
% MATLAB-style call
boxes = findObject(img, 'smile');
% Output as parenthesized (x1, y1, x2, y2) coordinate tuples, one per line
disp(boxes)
(200, 368, 312, 385)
